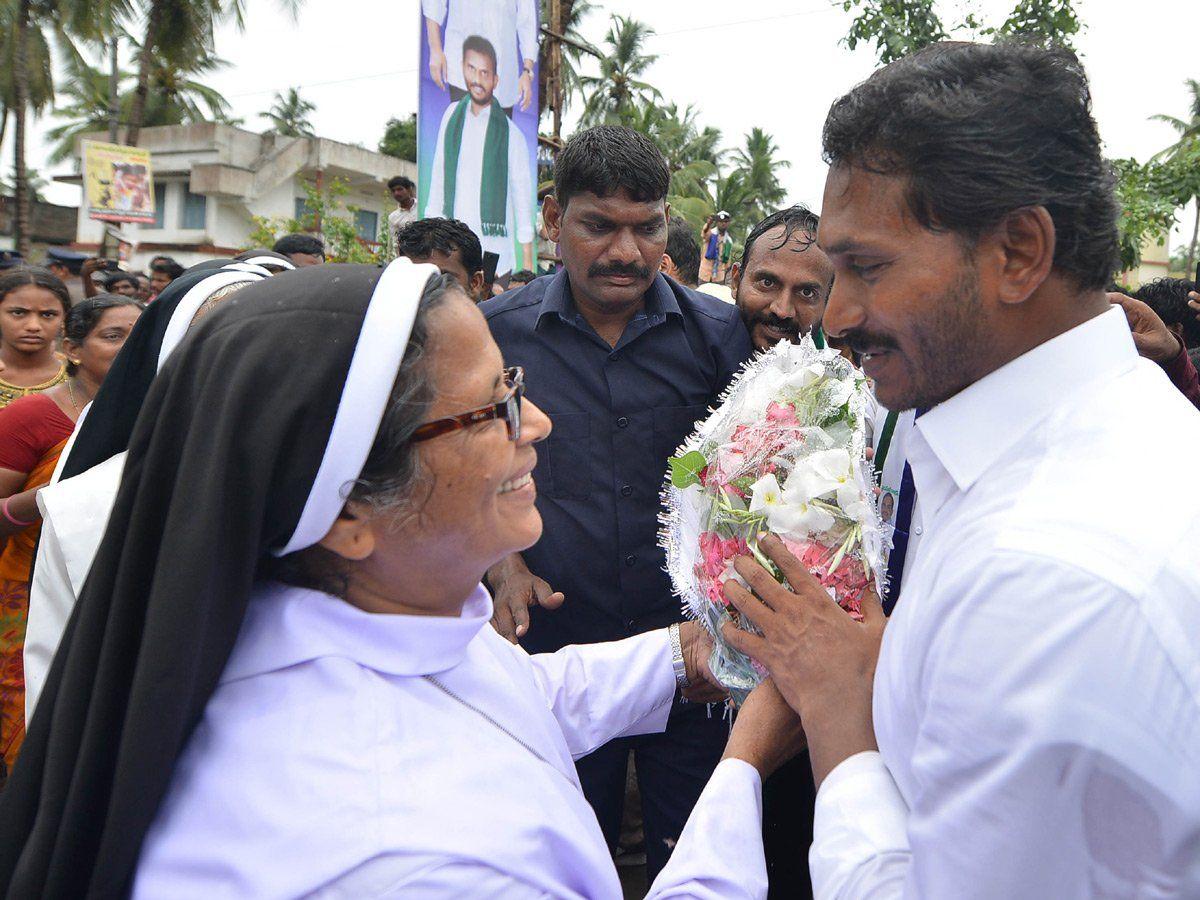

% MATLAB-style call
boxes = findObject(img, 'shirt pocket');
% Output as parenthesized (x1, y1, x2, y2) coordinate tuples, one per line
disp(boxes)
(542, 411, 591, 500)
(652, 404, 710, 466)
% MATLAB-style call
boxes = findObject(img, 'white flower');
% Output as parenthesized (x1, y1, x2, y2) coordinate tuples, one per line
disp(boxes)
(837, 479, 871, 525)
(824, 376, 854, 408)
(748, 473, 783, 514)
(782, 363, 826, 392)
(784, 448, 852, 504)
(768, 497, 836, 537)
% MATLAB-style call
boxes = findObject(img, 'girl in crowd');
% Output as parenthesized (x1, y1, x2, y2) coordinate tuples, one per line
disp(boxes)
(22, 264, 270, 722)
(0, 293, 142, 776)
(0, 269, 69, 408)
(0, 260, 798, 897)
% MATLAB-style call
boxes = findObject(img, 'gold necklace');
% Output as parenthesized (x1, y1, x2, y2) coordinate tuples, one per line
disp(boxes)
(67, 378, 80, 411)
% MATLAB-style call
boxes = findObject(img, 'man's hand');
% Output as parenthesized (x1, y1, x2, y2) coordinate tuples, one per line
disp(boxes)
(486, 553, 564, 643)
(429, 46, 449, 90)
(518, 68, 534, 111)
(1188, 289, 1200, 323)
(1109, 292, 1182, 365)
(677, 621, 727, 703)
(720, 533, 884, 787)
(81, 258, 106, 297)
(722, 679, 807, 779)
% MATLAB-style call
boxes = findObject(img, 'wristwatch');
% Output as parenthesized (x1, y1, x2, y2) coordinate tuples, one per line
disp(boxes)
(668, 623, 691, 690)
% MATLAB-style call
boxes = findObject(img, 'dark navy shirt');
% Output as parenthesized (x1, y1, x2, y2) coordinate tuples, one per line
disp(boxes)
(481, 271, 754, 653)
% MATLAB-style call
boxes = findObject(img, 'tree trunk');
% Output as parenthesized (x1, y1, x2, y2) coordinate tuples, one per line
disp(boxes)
(108, 36, 120, 142)
(1186, 197, 1199, 279)
(126, 0, 165, 146)
(12, 0, 32, 256)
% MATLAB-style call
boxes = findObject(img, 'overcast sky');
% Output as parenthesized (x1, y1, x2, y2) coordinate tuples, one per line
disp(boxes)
(16, 0, 1200, 247)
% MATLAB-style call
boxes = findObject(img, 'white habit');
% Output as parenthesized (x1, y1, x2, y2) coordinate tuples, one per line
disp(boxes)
(132, 582, 768, 898)
(811, 307, 1200, 895)
(424, 100, 535, 276)
(421, 0, 538, 110)
(25, 450, 126, 722)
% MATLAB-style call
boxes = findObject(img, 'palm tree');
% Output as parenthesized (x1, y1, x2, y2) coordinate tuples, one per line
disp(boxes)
(577, 15, 660, 128)
(263, 87, 315, 137)
(729, 128, 790, 224)
(46, 51, 233, 164)
(1151, 79, 1200, 275)
(627, 103, 724, 226)
(538, 0, 597, 119)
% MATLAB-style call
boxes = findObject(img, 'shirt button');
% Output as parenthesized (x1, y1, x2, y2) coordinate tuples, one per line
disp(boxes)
(620, 484, 633, 497)
(626, 619, 636, 631)
(624, 554, 637, 567)
(914, 526, 923, 536)
(616, 416, 629, 428)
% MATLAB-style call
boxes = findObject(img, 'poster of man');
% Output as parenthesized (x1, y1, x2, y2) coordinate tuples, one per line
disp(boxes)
(419, 0, 539, 279)
(83, 141, 157, 224)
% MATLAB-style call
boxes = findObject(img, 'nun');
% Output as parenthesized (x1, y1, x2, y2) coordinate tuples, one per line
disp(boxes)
(233, 248, 296, 273)
(22, 263, 270, 720)
(0, 259, 803, 898)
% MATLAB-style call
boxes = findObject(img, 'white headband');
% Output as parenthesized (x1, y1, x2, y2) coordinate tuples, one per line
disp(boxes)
(238, 254, 296, 271)
(276, 257, 440, 556)
(156, 269, 268, 372)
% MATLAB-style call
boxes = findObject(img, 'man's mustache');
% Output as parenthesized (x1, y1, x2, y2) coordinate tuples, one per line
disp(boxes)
(751, 313, 800, 335)
(588, 262, 652, 279)
(840, 327, 900, 355)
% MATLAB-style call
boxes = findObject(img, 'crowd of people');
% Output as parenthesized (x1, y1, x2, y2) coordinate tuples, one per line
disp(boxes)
(0, 38, 1196, 898)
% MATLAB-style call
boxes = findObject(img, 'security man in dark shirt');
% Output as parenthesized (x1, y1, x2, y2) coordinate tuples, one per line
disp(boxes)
(480, 126, 754, 880)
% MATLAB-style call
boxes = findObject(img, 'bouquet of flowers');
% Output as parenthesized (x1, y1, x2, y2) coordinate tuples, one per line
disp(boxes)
(660, 337, 888, 705)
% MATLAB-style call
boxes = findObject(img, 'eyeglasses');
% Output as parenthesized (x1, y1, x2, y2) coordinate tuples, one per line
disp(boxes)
(411, 366, 524, 443)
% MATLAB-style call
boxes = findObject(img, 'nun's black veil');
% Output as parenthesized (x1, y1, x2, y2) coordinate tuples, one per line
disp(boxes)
(58, 265, 265, 481)
(0, 264, 404, 897)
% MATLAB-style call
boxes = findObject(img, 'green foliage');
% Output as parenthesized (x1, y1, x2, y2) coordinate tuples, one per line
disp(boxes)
(840, 0, 1082, 64)
(578, 14, 660, 127)
(538, 0, 598, 118)
(0, 167, 48, 201)
(378, 114, 417, 161)
(668, 450, 707, 488)
(247, 175, 385, 264)
(1112, 149, 1200, 272)
(263, 86, 315, 137)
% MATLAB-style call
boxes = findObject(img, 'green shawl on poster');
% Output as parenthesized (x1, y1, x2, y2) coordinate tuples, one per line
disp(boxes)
(442, 96, 509, 237)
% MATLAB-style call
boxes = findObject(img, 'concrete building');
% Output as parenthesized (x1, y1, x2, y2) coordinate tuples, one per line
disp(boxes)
(54, 123, 417, 269)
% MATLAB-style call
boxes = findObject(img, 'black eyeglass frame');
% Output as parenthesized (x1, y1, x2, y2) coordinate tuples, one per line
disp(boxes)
(410, 366, 524, 443)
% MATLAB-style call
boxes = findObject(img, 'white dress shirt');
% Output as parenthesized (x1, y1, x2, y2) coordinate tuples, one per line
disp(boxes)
(25, 450, 125, 722)
(133, 582, 767, 898)
(388, 204, 417, 251)
(422, 0, 538, 109)
(424, 99, 535, 276)
(811, 307, 1200, 897)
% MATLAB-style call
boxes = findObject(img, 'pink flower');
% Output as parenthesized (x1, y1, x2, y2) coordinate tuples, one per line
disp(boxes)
(765, 401, 799, 426)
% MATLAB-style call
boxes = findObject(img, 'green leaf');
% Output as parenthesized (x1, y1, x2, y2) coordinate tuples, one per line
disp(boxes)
(668, 450, 707, 488)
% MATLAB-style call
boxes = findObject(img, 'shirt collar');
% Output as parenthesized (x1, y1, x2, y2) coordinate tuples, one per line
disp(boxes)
(908, 306, 1137, 516)
(222, 582, 494, 682)
(536, 271, 682, 329)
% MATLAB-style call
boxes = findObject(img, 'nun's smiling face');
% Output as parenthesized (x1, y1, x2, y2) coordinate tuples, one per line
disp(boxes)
(338, 287, 552, 617)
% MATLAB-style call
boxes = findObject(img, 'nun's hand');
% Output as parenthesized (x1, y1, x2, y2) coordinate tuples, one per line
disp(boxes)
(486, 553, 564, 643)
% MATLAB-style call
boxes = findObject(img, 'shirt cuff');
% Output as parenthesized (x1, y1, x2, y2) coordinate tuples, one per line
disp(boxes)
(810, 751, 910, 895)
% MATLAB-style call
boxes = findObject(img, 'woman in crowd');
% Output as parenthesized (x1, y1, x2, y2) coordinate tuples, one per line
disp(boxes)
(0, 260, 799, 897)
(0, 293, 142, 776)
(22, 264, 269, 721)
(0, 269, 69, 408)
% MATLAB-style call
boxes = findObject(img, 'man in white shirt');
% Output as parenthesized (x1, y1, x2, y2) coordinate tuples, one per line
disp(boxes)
(422, 0, 538, 113)
(722, 41, 1200, 896)
(387, 175, 417, 253)
(425, 35, 535, 279)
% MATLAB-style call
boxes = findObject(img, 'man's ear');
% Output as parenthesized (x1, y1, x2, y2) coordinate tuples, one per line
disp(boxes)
(729, 262, 742, 300)
(660, 253, 675, 276)
(318, 503, 377, 562)
(542, 195, 563, 242)
(470, 271, 487, 302)
(992, 206, 1056, 307)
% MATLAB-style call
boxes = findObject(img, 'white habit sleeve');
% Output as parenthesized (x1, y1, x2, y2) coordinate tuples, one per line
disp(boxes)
(24, 508, 72, 722)
(528, 628, 675, 759)
(646, 758, 768, 900)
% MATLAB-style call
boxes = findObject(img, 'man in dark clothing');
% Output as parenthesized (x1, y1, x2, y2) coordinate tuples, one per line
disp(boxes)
(479, 125, 753, 882)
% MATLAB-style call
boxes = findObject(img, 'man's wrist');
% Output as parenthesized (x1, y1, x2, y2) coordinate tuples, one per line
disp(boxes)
(1153, 332, 1185, 366)
(487, 553, 527, 587)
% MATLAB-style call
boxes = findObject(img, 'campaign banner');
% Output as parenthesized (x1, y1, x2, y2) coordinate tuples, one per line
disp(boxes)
(418, 0, 540, 278)
(83, 141, 156, 224)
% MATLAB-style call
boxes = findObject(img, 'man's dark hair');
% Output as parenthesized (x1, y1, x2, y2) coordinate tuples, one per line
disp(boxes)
(462, 34, 498, 71)
(740, 205, 821, 273)
(149, 257, 184, 279)
(273, 233, 326, 260)
(822, 41, 1119, 290)
(396, 217, 484, 276)
(665, 218, 701, 287)
(509, 269, 536, 286)
(388, 175, 415, 191)
(1134, 277, 1200, 348)
(554, 125, 670, 209)
(105, 271, 139, 291)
